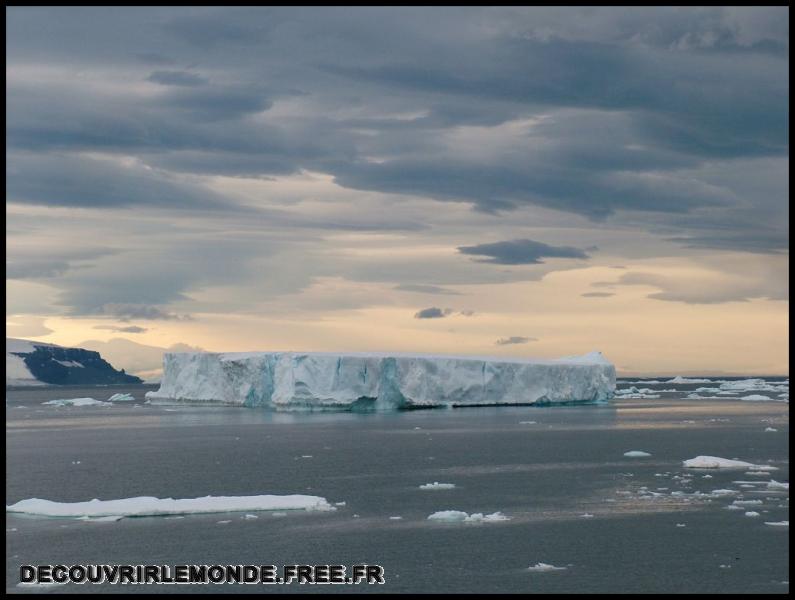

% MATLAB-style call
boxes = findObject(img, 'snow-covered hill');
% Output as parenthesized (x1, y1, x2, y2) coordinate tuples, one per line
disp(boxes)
(6, 338, 143, 387)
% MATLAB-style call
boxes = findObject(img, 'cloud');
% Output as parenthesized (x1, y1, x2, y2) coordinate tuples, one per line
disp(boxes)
(147, 70, 208, 87)
(414, 307, 453, 319)
(495, 336, 537, 345)
(458, 239, 591, 265)
(394, 284, 462, 295)
(581, 292, 614, 298)
(101, 304, 193, 321)
(93, 325, 149, 333)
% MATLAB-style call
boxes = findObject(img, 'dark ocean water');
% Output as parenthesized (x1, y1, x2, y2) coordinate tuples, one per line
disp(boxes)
(6, 383, 789, 594)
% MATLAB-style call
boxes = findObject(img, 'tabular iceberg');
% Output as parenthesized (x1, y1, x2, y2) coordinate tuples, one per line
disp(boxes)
(145, 350, 615, 410)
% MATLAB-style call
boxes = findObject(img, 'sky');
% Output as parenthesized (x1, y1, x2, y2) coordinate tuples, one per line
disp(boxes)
(5, 6, 789, 377)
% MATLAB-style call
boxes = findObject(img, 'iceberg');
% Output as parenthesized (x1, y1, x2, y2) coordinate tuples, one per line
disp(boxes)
(145, 350, 615, 410)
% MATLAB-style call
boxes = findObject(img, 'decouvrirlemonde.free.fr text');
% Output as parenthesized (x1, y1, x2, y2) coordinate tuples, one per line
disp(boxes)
(20, 564, 386, 585)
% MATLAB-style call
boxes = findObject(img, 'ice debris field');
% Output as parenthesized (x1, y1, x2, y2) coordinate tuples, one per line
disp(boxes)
(144, 350, 616, 410)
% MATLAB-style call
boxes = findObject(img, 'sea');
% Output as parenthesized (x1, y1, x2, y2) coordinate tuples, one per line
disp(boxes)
(6, 377, 789, 593)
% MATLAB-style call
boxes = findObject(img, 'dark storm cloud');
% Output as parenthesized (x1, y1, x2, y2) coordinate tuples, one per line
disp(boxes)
(495, 336, 536, 345)
(414, 307, 453, 319)
(458, 239, 591, 265)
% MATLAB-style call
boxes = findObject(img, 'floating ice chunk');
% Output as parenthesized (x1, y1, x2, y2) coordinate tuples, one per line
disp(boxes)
(710, 489, 738, 496)
(767, 480, 789, 491)
(527, 563, 567, 572)
(744, 511, 760, 517)
(580, 513, 594, 518)
(676, 523, 686, 527)
(623, 451, 652, 457)
(389, 516, 403, 520)
(765, 427, 778, 432)
(42, 398, 110, 407)
(334, 501, 347, 506)
(764, 521, 789, 527)
(6, 494, 335, 519)
(741, 395, 774, 402)
(666, 376, 712, 384)
(732, 500, 763, 506)
(519, 421, 537, 425)
(419, 482, 456, 490)
(427, 510, 509, 523)
(683, 456, 774, 470)
(242, 514, 259, 520)
(107, 393, 135, 402)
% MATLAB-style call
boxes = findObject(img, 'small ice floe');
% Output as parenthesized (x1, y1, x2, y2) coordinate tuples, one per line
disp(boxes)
(683, 456, 777, 470)
(519, 421, 537, 425)
(427, 510, 510, 523)
(710, 489, 738, 497)
(217, 520, 232, 524)
(242, 514, 258, 520)
(719, 564, 731, 569)
(765, 427, 778, 432)
(580, 513, 594, 518)
(741, 395, 773, 402)
(623, 451, 651, 458)
(744, 511, 760, 517)
(725, 505, 743, 511)
(419, 482, 456, 490)
(764, 521, 789, 527)
(6, 494, 336, 519)
(527, 563, 567, 573)
(702, 475, 713, 479)
(42, 398, 110, 407)
(667, 376, 713, 384)
(301, 455, 313, 459)
(732, 500, 763, 506)
(767, 480, 789, 491)
(334, 501, 347, 506)
(107, 393, 135, 402)
(744, 471, 770, 477)
(389, 516, 403, 520)
(676, 523, 686, 527)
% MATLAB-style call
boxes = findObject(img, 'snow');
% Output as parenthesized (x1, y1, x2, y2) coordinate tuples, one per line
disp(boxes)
(624, 451, 652, 457)
(527, 563, 567, 572)
(6, 494, 335, 519)
(427, 510, 509, 523)
(107, 393, 135, 402)
(419, 482, 456, 490)
(683, 456, 776, 470)
(53, 359, 84, 368)
(42, 398, 111, 407)
(145, 350, 615, 409)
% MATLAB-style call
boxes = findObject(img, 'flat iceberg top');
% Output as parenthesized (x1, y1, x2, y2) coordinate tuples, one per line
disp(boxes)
(6, 494, 334, 519)
(181, 349, 611, 367)
(147, 348, 615, 410)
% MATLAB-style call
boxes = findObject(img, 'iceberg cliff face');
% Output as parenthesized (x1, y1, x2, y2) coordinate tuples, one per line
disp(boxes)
(145, 350, 615, 410)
